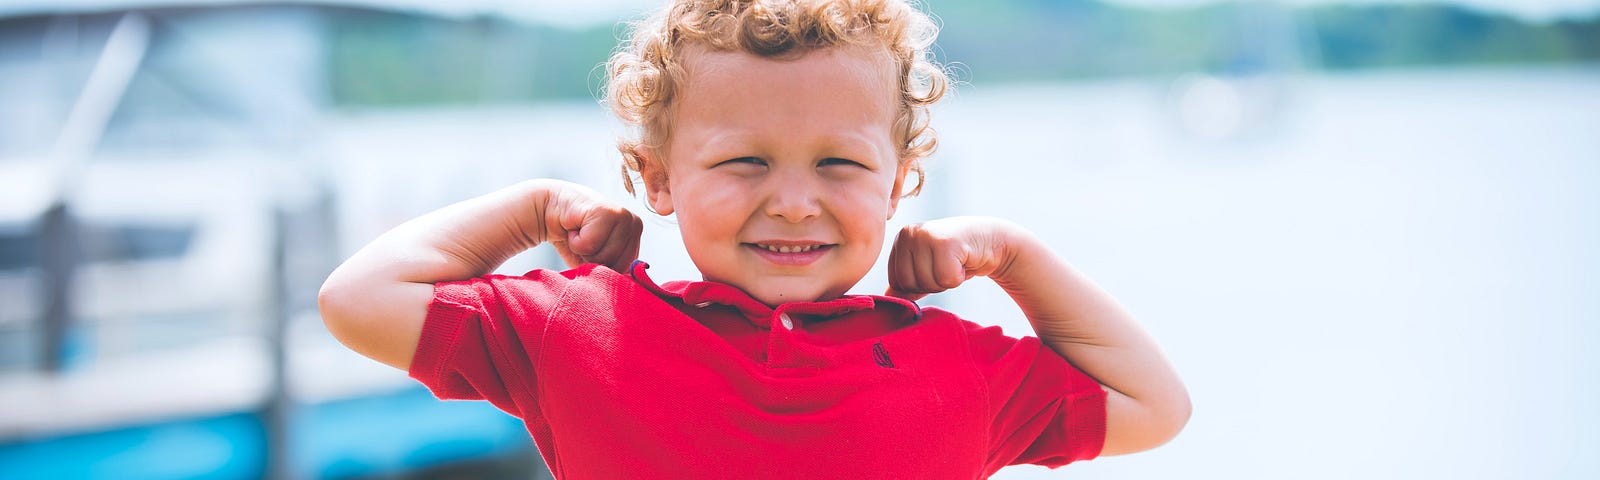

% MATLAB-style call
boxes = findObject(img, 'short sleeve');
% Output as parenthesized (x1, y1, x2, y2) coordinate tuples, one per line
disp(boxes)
(965, 321, 1108, 474)
(407, 268, 579, 420)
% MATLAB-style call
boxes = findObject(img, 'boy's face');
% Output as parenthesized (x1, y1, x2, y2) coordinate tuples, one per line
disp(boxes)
(642, 46, 907, 307)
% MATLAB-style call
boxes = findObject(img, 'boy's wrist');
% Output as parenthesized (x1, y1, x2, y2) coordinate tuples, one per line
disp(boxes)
(983, 219, 1035, 285)
(511, 178, 589, 247)
(502, 179, 557, 251)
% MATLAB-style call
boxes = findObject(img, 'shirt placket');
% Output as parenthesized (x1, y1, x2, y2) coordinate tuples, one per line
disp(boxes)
(764, 299, 874, 370)
(765, 306, 803, 369)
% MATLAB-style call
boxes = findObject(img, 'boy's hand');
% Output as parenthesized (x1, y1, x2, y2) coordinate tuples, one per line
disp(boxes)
(543, 186, 644, 272)
(885, 216, 1019, 301)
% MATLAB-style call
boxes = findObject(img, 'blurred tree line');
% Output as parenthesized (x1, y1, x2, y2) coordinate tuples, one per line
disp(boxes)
(327, 9, 616, 105)
(327, 0, 1600, 106)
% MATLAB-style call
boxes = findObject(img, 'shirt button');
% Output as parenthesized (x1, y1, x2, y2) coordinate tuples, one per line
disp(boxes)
(778, 313, 794, 330)
(693, 301, 713, 308)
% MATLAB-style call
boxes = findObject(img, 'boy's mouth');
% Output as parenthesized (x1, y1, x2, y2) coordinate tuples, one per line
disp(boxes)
(751, 243, 826, 253)
(743, 242, 836, 265)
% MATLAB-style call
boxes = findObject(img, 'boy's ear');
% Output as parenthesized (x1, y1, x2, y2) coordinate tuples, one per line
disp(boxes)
(636, 147, 675, 216)
(887, 161, 910, 220)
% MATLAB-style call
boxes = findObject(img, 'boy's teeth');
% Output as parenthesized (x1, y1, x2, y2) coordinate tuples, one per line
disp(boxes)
(759, 244, 817, 253)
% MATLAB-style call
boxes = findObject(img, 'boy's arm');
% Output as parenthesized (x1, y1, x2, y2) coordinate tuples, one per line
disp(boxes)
(317, 179, 642, 371)
(886, 216, 1190, 456)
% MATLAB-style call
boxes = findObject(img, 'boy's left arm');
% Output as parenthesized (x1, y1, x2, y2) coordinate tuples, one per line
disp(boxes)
(886, 216, 1190, 456)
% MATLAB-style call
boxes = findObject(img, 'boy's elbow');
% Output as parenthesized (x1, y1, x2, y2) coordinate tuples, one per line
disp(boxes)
(1102, 386, 1191, 456)
(317, 274, 381, 352)
(1143, 387, 1192, 451)
(1141, 382, 1191, 443)
(317, 278, 359, 344)
(315, 273, 429, 371)
(1156, 391, 1192, 446)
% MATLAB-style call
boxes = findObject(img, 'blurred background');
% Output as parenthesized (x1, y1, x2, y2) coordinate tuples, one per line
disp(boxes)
(0, 0, 1595, 478)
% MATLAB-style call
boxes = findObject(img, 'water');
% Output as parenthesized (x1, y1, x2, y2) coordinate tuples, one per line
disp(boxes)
(923, 67, 1600, 479)
(329, 66, 1599, 478)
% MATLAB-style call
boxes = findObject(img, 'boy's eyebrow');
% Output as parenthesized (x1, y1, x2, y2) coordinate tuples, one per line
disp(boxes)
(820, 135, 890, 164)
(678, 130, 757, 158)
(682, 129, 891, 164)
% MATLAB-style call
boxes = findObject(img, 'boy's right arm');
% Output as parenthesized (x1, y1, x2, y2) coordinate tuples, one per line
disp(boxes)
(316, 179, 643, 371)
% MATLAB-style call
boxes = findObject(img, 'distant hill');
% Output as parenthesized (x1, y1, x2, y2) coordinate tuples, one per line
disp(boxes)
(931, 0, 1599, 78)
(324, 1, 1600, 105)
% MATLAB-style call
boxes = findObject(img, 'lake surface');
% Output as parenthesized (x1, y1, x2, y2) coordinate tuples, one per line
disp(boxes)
(929, 67, 1600, 479)
(328, 66, 1600, 479)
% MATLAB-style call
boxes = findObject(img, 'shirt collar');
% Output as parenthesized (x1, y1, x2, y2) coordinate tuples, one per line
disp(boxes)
(627, 260, 922, 327)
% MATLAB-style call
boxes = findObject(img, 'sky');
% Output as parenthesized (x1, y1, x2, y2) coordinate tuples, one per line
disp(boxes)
(1, 0, 1597, 24)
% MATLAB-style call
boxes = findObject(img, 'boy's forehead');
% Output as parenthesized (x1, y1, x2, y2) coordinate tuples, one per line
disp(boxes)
(667, 46, 900, 154)
(679, 43, 898, 100)
(680, 47, 895, 116)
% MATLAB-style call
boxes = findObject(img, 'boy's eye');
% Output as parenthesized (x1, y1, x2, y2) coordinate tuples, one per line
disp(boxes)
(819, 157, 866, 168)
(716, 157, 767, 167)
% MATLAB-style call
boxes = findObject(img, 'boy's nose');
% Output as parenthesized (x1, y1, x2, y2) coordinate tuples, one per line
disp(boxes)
(762, 174, 822, 223)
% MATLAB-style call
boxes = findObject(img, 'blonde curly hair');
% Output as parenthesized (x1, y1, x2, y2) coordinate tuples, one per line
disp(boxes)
(604, 0, 949, 198)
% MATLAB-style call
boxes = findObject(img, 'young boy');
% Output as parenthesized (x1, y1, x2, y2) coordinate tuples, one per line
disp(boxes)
(318, 0, 1189, 478)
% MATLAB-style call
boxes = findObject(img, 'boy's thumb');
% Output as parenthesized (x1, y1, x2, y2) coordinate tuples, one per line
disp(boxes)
(566, 227, 598, 256)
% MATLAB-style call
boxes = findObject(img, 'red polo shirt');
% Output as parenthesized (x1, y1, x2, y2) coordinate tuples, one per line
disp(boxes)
(409, 262, 1105, 479)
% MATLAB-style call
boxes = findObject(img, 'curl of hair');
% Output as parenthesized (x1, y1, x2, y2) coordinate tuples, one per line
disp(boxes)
(604, 0, 948, 197)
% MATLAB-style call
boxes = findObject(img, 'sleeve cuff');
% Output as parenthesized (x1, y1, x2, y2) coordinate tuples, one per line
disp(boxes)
(1063, 386, 1108, 463)
(406, 285, 478, 395)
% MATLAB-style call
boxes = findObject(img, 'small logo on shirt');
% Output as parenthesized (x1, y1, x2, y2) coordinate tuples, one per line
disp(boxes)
(872, 341, 895, 369)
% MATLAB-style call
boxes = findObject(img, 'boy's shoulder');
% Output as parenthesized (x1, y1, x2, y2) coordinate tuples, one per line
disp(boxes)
(432, 262, 650, 321)
(491, 261, 647, 298)
(916, 306, 1037, 357)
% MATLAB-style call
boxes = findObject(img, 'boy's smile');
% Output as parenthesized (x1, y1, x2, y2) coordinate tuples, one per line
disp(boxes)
(745, 241, 835, 266)
(641, 45, 907, 307)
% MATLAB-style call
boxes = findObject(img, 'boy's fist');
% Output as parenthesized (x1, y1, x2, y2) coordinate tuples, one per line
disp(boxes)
(885, 216, 1018, 301)
(545, 186, 643, 272)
